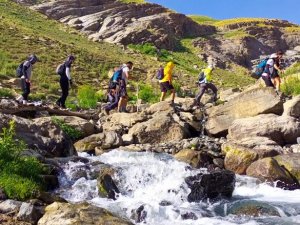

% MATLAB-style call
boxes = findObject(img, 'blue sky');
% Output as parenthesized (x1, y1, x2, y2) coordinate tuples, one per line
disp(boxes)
(147, 0, 300, 25)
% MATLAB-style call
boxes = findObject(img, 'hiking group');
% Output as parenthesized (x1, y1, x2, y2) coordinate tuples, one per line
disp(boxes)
(15, 51, 285, 111)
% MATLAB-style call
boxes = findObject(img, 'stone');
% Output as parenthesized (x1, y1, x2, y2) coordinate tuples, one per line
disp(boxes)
(246, 158, 299, 189)
(0, 200, 22, 213)
(228, 114, 300, 145)
(174, 149, 199, 168)
(0, 113, 76, 157)
(226, 200, 280, 217)
(37, 202, 134, 225)
(128, 111, 190, 144)
(105, 112, 148, 128)
(0, 187, 7, 200)
(74, 131, 123, 153)
(275, 153, 300, 181)
(186, 170, 235, 202)
(130, 205, 147, 223)
(97, 165, 119, 199)
(122, 134, 134, 145)
(283, 95, 300, 118)
(206, 88, 283, 136)
(16, 202, 43, 224)
(219, 88, 241, 102)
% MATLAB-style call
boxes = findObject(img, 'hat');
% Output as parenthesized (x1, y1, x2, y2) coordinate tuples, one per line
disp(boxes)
(28, 54, 38, 63)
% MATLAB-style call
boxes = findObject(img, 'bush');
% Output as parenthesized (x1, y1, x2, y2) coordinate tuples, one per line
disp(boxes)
(96, 90, 107, 102)
(138, 84, 160, 103)
(0, 88, 14, 98)
(52, 117, 82, 141)
(281, 75, 300, 96)
(0, 121, 45, 200)
(77, 85, 98, 109)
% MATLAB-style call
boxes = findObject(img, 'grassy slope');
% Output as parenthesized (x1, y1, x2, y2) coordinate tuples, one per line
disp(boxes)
(0, 0, 255, 104)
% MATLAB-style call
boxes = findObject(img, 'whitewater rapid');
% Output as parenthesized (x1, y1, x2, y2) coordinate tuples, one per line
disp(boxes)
(56, 150, 300, 225)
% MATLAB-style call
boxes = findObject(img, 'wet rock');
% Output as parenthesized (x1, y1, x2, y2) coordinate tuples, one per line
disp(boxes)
(181, 212, 198, 220)
(213, 158, 224, 169)
(0, 199, 22, 213)
(186, 170, 235, 202)
(283, 95, 300, 118)
(40, 175, 59, 191)
(37, 192, 67, 205)
(16, 202, 43, 224)
(228, 114, 300, 145)
(0, 187, 7, 200)
(74, 131, 123, 153)
(130, 205, 147, 223)
(37, 202, 134, 225)
(174, 149, 199, 168)
(275, 153, 300, 181)
(97, 165, 119, 200)
(206, 88, 283, 136)
(159, 200, 172, 206)
(227, 200, 280, 217)
(0, 113, 76, 157)
(246, 157, 299, 189)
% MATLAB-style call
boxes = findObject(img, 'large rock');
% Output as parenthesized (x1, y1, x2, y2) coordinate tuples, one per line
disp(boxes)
(104, 112, 148, 128)
(222, 138, 281, 174)
(174, 149, 200, 168)
(0, 114, 76, 157)
(246, 158, 299, 189)
(186, 170, 235, 202)
(283, 95, 300, 118)
(206, 88, 283, 136)
(128, 111, 191, 144)
(37, 202, 134, 225)
(275, 153, 300, 181)
(47, 116, 99, 137)
(228, 114, 300, 145)
(0, 200, 22, 213)
(74, 131, 123, 153)
(17, 202, 43, 224)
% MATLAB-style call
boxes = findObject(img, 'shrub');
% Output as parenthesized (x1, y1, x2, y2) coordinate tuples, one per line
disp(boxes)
(77, 85, 98, 109)
(128, 43, 157, 56)
(138, 84, 160, 103)
(0, 121, 45, 200)
(0, 88, 14, 98)
(281, 75, 300, 96)
(96, 90, 107, 102)
(52, 117, 82, 141)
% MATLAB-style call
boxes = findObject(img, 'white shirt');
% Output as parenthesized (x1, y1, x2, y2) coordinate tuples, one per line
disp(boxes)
(262, 58, 274, 76)
(122, 64, 130, 85)
(66, 67, 71, 80)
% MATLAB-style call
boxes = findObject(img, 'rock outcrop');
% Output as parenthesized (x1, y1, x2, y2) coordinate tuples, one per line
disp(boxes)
(31, 0, 215, 50)
(206, 88, 283, 136)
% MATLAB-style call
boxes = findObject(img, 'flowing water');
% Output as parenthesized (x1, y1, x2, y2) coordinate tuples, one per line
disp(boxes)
(56, 150, 300, 225)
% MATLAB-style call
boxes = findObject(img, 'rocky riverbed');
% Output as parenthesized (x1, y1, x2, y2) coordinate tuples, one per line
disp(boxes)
(0, 86, 300, 224)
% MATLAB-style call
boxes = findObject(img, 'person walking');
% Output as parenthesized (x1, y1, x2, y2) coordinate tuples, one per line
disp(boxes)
(56, 55, 75, 109)
(16, 54, 38, 104)
(117, 61, 133, 113)
(271, 51, 284, 94)
(194, 65, 218, 106)
(159, 61, 176, 103)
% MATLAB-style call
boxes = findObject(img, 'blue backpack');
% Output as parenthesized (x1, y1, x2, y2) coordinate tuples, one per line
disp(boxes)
(156, 67, 164, 80)
(254, 58, 269, 78)
(112, 67, 123, 82)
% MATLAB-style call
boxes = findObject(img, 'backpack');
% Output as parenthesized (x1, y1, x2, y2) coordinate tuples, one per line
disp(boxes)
(111, 67, 123, 82)
(156, 67, 164, 80)
(198, 71, 205, 83)
(56, 63, 66, 76)
(254, 58, 269, 78)
(16, 63, 24, 78)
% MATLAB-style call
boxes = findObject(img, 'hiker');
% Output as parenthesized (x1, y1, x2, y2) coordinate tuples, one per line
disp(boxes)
(271, 51, 284, 93)
(16, 54, 38, 104)
(262, 51, 284, 94)
(56, 55, 75, 109)
(159, 61, 176, 103)
(194, 65, 218, 106)
(117, 61, 133, 113)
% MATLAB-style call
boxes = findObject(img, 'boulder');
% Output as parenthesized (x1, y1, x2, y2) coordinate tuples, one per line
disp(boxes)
(222, 138, 281, 174)
(37, 202, 134, 225)
(206, 88, 283, 136)
(144, 101, 175, 115)
(246, 158, 299, 189)
(219, 88, 241, 102)
(0, 113, 76, 157)
(228, 114, 300, 145)
(105, 112, 148, 128)
(46, 116, 99, 137)
(174, 149, 199, 168)
(283, 95, 300, 118)
(186, 170, 235, 202)
(0, 199, 22, 213)
(0, 214, 31, 225)
(275, 153, 300, 181)
(226, 200, 280, 217)
(74, 131, 123, 153)
(128, 111, 191, 144)
(96, 165, 119, 199)
(17, 202, 43, 224)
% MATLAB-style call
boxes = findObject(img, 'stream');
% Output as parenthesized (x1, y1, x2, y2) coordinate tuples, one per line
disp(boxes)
(55, 150, 300, 225)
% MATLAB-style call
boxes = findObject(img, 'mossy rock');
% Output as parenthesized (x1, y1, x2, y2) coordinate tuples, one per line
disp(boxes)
(275, 153, 300, 181)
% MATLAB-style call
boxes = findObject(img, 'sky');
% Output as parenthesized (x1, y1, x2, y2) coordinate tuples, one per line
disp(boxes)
(147, 0, 300, 25)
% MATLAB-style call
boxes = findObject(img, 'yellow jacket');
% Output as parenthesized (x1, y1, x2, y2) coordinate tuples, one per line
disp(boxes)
(203, 67, 213, 83)
(160, 62, 174, 83)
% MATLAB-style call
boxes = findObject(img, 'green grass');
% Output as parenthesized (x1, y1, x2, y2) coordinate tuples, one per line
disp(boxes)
(189, 15, 219, 25)
(138, 84, 160, 103)
(52, 117, 83, 141)
(223, 29, 251, 39)
(284, 26, 300, 33)
(282, 62, 300, 77)
(215, 18, 268, 28)
(0, 121, 46, 200)
(77, 85, 98, 109)
(281, 75, 300, 96)
(0, 88, 14, 98)
(118, 0, 146, 4)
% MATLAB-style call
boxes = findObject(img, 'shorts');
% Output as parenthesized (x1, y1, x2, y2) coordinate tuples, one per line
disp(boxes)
(160, 81, 174, 92)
